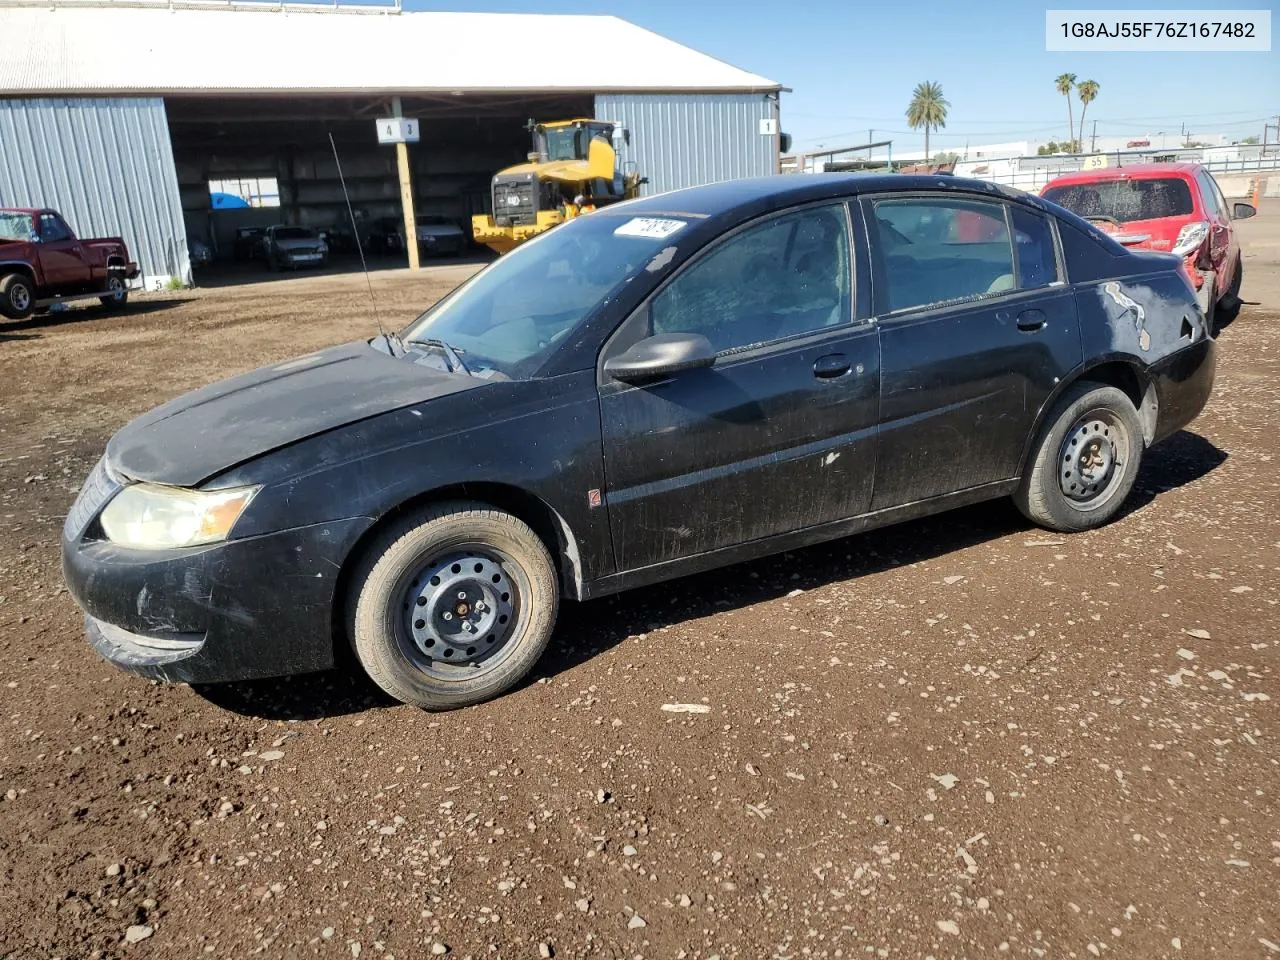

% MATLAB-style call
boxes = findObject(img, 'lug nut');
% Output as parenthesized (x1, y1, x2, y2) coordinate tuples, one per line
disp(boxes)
(442, 612, 453, 621)
(458, 591, 467, 599)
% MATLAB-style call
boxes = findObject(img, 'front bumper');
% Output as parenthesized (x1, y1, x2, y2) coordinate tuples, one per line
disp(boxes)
(63, 513, 374, 684)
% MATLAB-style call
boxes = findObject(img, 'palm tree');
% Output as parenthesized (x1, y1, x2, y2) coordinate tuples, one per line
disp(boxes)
(1055, 73, 1077, 151)
(1077, 80, 1100, 149)
(905, 81, 950, 162)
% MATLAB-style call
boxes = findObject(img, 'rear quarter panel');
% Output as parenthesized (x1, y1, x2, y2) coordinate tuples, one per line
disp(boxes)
(80, 238, 130, 278)
(1073, 252, 1214, 443)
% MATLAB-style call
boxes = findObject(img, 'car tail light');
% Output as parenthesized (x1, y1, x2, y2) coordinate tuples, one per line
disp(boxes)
(1171, 221, 1210, 258)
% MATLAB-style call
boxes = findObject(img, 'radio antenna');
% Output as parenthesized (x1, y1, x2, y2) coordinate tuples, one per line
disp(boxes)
(329, 131, 396, 351)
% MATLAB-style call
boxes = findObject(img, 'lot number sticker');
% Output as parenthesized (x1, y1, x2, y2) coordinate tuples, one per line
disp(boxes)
(614, 217, 687, 239)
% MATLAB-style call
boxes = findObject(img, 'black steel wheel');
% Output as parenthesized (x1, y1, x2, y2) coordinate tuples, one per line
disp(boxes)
(1014, 382, 1144, 532)
(348, 501, 558, 710)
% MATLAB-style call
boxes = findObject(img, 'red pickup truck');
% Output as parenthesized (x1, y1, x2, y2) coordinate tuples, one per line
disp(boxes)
(0, 208, 140, 321)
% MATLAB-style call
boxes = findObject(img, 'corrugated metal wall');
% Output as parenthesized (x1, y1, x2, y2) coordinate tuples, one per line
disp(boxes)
(0, 97, 189, 285)
(595, 93, 777, 196)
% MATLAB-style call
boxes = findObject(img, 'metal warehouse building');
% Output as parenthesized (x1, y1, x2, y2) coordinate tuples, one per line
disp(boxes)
(0, 1, 783, 286)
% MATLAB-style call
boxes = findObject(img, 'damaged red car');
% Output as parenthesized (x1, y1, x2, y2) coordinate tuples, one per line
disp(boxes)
(1041, 163, 1255, 330)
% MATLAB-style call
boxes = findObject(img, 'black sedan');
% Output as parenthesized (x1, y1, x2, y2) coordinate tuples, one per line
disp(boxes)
(62, 175, 1216, 711)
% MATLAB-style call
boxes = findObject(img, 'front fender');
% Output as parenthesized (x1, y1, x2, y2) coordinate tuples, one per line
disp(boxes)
(212, 371, 614, 586)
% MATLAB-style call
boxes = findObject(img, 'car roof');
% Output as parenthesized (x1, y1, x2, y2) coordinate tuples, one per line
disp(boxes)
(1044, 162, 1202, 187)
(596, 174, 1028, 222)
(0, 207, 41, 215)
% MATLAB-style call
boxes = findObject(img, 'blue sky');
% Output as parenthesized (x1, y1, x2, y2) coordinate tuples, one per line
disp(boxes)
(404, 0, 1279, 152)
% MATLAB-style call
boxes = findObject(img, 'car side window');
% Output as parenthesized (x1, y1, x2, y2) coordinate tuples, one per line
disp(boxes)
(869, 197, 1014, 313)
(1009, 205, 1060, 289)
(1197, 171, 1224, 217)
(650, 204, 851, 354)
(39, 213, 72, 243)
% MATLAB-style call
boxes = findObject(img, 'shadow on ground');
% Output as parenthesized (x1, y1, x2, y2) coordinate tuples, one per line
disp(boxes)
(1, 298, 186, 334)
(193, 429, 1226, 720)
(189, 250, 493, 289)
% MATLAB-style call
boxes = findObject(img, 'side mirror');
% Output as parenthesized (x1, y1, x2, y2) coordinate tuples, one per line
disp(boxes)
(1232, 202, 1257, 220)
(604, 332, 716, 383)
(28, 230, 41, 244)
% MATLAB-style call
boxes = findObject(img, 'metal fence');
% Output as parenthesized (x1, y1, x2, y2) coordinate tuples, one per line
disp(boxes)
(964, 156, 1280, 194)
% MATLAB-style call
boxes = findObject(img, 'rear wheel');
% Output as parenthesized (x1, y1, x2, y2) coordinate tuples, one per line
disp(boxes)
(1014, 382, 1144, 532)
(1215, 256, 1243, 332)
(348, 502, 559, 710)
(0, 273, 35, 320)
(99, 275, 128, 310)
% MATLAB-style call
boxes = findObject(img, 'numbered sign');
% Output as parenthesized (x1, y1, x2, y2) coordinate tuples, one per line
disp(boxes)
(376, 118, 421, 144)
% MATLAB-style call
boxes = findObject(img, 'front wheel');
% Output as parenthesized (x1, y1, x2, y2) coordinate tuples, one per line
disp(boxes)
(348, 502, 559, 710)
(0, 273, 36, 320)
(1014, 382, 1144, 533)
(99, 275, 129, 310)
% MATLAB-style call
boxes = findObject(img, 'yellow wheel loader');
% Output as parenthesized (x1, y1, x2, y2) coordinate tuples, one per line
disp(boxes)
(471, 119, 647, 256)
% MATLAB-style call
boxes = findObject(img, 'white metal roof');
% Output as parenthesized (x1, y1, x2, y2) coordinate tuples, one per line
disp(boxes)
(0, 4, 780, 95)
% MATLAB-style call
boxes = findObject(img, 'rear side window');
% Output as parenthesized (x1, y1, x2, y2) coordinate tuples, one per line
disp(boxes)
(868, 197, 1014, 313)
(1010, 206, 1060, 289)
(1196, 170, 1225, 217)
(1043, 177, 1193, 223)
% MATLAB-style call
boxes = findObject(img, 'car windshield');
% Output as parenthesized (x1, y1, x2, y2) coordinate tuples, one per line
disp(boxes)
(402, 213, 687, 378)
(0, 212, 35, 240)
(275, 227, 315, 240)
(1043, 176, 1194, 224)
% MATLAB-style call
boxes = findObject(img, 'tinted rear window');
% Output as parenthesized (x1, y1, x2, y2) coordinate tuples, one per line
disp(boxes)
(1043, 177, 1194, 224)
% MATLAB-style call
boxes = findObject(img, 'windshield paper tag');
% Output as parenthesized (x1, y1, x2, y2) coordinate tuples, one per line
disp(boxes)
(614, 217, 686, 239)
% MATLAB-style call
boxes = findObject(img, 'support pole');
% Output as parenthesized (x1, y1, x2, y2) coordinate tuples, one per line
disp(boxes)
(393, 96, 420, 271)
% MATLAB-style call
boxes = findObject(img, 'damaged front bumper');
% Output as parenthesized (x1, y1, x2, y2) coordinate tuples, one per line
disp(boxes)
(62, 511, 374, 684)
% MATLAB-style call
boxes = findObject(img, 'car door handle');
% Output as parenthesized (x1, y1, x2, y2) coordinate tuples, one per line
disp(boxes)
(1016, 308, 1047, 332)
(813, 353, 852, 379)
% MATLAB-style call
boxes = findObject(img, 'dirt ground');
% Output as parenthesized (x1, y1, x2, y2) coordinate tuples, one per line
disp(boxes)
(1, 210, 1277, 960)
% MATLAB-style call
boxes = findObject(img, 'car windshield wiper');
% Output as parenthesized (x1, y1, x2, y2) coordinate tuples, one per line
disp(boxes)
(407, 337, 472, 376)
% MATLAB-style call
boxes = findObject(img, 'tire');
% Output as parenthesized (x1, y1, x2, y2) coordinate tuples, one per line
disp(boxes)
(1215, 257, 1243, 331)
(348, 501, 559, 710)
(99, 275, 128, 310)
(1014, 382, 1144, 533)
(0, 273, 36, 320)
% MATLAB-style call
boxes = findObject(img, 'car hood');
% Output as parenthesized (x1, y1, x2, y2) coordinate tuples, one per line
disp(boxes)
(106, 340, 482, 486)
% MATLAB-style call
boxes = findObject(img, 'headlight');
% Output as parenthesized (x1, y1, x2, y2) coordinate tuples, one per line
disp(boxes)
(99, 483, 259, 549)
(1171, 221, 1209, 258)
